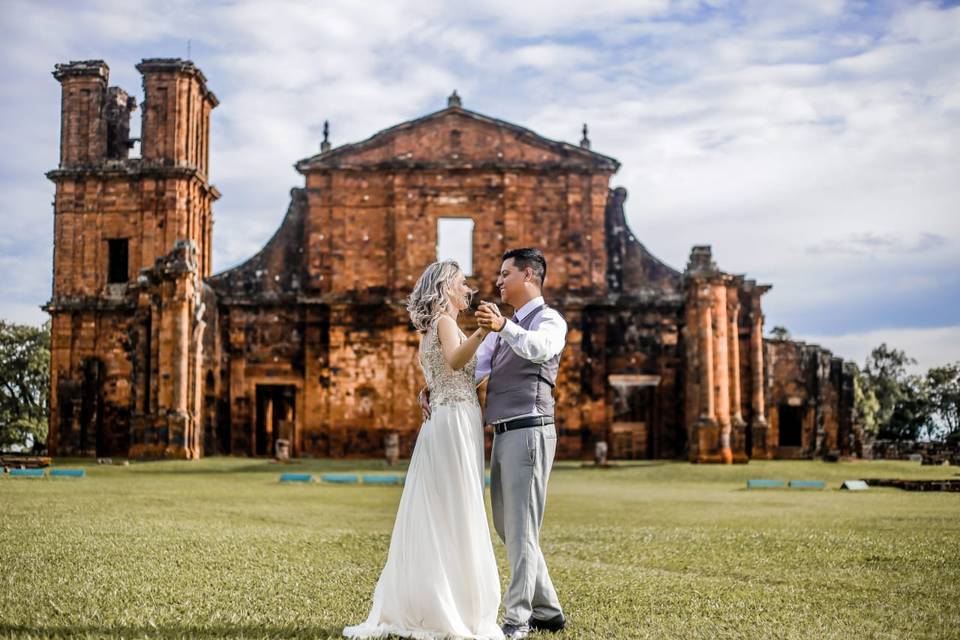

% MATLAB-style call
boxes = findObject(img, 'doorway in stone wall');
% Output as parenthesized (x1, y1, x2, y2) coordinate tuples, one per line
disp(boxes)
(79, 358, 106, 457)
(778, 404, 804, 447)
(608, 374, 660, 459)
(255, 385, 296, 457)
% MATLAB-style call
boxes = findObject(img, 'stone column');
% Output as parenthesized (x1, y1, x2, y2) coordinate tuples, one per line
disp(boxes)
(712, 283, 732, 464)
(699, 297, 715, 423)
(150, 240, 198, 460)
(190, 289, 206, 460)
(727, 294, 747, 462)
(750, 302, 770, 458)
(728, 300, 744, 424)
(171, 283, 190, 415)
(689, 286, 719, 463)
(750, 311, 766, 422)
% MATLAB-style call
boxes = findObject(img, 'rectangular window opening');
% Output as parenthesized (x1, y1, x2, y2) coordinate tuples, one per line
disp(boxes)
(107, 238, 129, 284)
(436, 218, 474, 276)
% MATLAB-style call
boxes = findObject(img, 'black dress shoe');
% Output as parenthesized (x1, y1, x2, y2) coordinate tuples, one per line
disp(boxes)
(501, 623, 530, 639)
(529, 614, 566, 632)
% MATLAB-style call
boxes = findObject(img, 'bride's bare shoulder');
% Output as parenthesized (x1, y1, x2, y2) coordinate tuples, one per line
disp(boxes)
(435, 314, 457, 329)
(435, 314, 462, 350)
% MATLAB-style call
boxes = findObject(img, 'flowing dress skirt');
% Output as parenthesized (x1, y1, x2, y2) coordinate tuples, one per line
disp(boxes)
(343, 400, 504, 640)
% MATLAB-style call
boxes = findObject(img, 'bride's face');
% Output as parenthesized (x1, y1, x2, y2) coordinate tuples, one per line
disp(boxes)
(448, 271, 472, 311)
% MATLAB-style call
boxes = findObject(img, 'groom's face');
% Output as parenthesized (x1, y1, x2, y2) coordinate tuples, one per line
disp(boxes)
(496, 258, 526, 306)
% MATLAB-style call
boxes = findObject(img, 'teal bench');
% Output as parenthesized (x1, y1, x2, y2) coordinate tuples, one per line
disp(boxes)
(9, 469, 45, 478)
(279, 473, 313, 483)
(362, 475, 404, 486)
(49, 469, 86, 478)
(789, 480, 826, 489)
(746, 479, 785, 489)
(321, 473, 359, 484)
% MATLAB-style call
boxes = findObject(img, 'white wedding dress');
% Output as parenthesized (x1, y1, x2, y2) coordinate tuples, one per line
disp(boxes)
(343, 320, 504, 640)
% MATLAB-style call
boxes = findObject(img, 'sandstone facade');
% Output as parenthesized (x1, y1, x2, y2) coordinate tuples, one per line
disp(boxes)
(45, 58, 857, 462)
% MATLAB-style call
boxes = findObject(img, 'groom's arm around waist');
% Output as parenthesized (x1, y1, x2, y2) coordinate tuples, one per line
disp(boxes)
(500, 308, 567, 363)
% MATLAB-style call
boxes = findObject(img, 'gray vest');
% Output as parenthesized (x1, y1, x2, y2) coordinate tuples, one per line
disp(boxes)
(485, 304, 562, 424)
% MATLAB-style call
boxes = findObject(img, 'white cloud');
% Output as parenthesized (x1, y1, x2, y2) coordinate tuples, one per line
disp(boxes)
(802, 325, 960, 374)
(0, 0, 956, 360)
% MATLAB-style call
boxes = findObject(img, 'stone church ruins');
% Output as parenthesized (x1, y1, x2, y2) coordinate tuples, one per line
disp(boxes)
(45, 58, 857, 463)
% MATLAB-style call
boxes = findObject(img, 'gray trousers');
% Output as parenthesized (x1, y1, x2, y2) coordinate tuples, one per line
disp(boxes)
(490, 422, 563, 627)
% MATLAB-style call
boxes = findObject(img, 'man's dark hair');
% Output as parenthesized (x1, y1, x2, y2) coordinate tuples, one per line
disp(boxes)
(503, 248, 547, 287)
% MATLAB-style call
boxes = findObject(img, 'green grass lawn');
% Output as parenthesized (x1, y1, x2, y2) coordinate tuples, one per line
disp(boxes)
(1, 457, 959, 639)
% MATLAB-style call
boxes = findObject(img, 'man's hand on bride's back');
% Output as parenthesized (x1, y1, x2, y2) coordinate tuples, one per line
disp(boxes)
(418, 387, 431, 420)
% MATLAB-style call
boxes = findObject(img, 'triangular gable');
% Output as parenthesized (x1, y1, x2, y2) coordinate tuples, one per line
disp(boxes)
(296, 106, 619, 173)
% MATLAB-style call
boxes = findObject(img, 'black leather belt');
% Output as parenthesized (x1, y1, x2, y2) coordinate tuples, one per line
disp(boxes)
(492, 415, 554, 435)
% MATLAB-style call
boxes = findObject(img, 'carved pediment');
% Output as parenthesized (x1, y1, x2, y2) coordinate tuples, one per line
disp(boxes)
(296, 105, 619, 173)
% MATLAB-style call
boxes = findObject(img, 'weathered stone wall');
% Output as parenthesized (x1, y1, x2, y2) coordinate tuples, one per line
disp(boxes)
(298, 112, 613, 304)
(46, 59, 217, 459)
(765, 338, 854, 459)
(205, 105, 624, 459)
(869, 440, 960, 465)
(44, 60, 857, 463)
(47, 309, 135, 456)
(681, 248, 768, 463)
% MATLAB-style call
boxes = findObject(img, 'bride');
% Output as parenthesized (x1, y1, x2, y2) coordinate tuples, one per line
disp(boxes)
(343, 260, 504, 640)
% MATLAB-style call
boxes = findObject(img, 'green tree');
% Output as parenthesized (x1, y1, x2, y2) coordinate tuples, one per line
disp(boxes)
(769, 326, 791, 341)
(863, 343, 913, 433)
(852, 367, 880, 436)
(926, 362, 960, 440)
(0, 320, 51, 451)
(854, 343, 935, 441)
(884, 374, 932, 441)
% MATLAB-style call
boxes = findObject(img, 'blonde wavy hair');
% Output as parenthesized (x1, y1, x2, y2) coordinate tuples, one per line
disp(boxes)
(406, 260, 475, 332)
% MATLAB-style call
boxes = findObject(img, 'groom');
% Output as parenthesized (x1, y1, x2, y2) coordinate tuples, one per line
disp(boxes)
(474, 248, 567, 639)
(419, 248, 567, 639)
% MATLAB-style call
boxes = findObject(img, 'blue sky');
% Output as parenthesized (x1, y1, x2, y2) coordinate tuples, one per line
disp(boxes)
(1, 0, 958, 371)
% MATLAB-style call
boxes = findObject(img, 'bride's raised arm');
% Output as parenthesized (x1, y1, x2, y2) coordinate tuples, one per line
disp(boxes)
(436, 314, 488, 371)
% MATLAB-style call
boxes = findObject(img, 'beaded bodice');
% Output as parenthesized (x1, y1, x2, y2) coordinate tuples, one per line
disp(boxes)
(419, 320, 478, 408)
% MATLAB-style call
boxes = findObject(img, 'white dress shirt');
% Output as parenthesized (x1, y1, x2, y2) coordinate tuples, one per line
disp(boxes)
(475, 296, 568, 422)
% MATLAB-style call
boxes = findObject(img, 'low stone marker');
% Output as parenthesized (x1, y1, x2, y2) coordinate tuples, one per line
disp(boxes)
(279, 473, 313, 483)
(788, 480, 826, 489)
(274, 439, 291, 462)
(384, 433, 400, 466)
(594, 441, 608, 467)
(49, 469, 85, 478)
(841, 480, 869, 491)
(747, 479, 785, 489)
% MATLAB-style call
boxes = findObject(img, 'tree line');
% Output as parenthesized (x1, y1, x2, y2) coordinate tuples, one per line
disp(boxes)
(854, 343, 959, 442)
(0, 320, 50, 452)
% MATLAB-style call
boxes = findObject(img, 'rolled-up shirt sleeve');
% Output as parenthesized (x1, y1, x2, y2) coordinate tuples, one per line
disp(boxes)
(499, 310, 567, 364)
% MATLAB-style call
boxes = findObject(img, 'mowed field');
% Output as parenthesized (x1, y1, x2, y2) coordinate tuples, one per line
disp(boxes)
(1, 457, 958, 640)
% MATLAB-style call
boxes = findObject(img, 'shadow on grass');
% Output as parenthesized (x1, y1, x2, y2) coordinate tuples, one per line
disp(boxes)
(552, 460, 670, 472)
(0, 622, 347, 639)
(52, 457, 411, 477)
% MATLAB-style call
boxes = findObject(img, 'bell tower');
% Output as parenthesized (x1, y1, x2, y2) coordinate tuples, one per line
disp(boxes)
(46, 58, 219, 459)
(136, 58, 217, 277)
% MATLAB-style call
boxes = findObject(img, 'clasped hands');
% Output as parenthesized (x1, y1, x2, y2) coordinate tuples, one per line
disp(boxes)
(475, 301, 506, 333)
